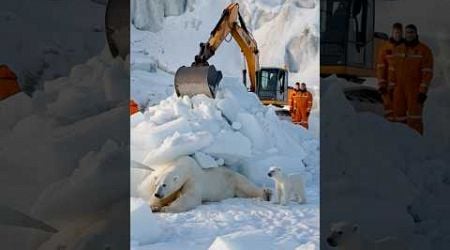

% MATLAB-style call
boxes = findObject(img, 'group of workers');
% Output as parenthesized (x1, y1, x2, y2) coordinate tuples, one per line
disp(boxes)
(377, 23, 433, 134)
(290, 82, 313, 129)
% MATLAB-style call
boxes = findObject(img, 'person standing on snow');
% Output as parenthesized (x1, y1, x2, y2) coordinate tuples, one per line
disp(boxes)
(290, 82, 313, 129)
(376, 22, 404, 121)
(391, 24, 433, 134)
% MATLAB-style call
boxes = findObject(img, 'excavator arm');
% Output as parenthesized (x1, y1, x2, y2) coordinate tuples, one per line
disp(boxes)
(174, 3, 260, 97)
(193, 3, 260, 91)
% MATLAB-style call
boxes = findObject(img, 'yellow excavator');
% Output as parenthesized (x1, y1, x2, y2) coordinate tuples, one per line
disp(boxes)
(106, 2, 290, 114)
(173, 3, 289, 108)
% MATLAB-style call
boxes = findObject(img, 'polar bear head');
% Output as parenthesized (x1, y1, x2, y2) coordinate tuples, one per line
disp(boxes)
(153, 166, 183, 199)
(153, 174, 179, 199)
(267, 166, 282, 179)
(147, 156, 197, 200)
(326, 221, 360, 247)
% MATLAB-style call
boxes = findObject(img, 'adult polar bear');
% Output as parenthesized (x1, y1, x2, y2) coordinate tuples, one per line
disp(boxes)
(139, 156, 271, 213)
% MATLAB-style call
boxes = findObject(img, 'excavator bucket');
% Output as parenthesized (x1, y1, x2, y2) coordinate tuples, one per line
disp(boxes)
(174, 65, 222, 98)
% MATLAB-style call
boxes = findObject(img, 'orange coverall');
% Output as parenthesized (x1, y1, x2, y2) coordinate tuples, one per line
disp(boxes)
(290, 90, 313, 129)
(0, 65, 21, 101)
(130, 100, 139, 115)
(391, 42, 433, 134)
(376, 40, 399, 121)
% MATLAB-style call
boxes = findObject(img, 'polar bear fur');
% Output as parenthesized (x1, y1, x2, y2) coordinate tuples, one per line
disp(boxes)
(138, 156, 271, 213)
(267, 166, 306, 205)
(326, 221, 408, 250)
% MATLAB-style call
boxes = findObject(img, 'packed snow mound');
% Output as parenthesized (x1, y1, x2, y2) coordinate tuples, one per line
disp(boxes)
(131, 77, 318, 187)
(1, 46, 130, 249)
(2, 46, 129, 200)
(42, 47, 130, 122)
(131, 198, 163, 246)
(321, 76, 450, 250)
(0, 93, 33, 131)
(1, 1, 106, 92)
(35, 200, 129, 250)
(209, 229, 317, 250)
(193, 151, 220, 168)
(31, 140, 128, 226)
(209, 230, 275, 250)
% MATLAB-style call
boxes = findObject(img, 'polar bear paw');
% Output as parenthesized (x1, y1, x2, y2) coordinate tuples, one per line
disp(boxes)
(263, 188, 272, 201)
(150, 205, 161, 213)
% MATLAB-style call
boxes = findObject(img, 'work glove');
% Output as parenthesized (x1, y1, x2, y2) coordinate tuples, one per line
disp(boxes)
(417, 93, 427, 105)
(378, 86, 388, 95)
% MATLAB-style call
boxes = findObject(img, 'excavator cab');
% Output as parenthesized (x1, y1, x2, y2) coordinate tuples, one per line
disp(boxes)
(320, 0, 386, 80)
(320, 0, 388, 110)
(254, 68, 288, 107)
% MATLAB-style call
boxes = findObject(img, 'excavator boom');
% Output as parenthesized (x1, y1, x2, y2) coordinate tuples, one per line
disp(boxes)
(174, 3, 260, 98)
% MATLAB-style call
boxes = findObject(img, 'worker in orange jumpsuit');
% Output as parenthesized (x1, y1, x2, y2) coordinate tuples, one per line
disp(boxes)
(376, 23, 404, 121)
(130, 99, 139, 115)
(392, 24, 433, 134)
(0, 64, 21, 101)
(290, 82, 313, 129)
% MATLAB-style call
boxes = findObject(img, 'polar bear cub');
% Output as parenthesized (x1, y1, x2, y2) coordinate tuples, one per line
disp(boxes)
(267, 166, 306, 205)
(326, 221, 408, 250)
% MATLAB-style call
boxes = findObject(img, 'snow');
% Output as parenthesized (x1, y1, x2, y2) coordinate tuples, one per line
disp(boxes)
(208, 230, 275, 250)
(202, 129, 252, 165)
(131, 1, 319, 248)
(208, 229, 316, 250)
(0, 1, 106, 93)
(193, 152, 219, 169)
(131, 198, 163, 245)
(131, 76, 318, 178)
(0, 93, 33, 132)
(231, 121, 242, 130)
(1, 46, 130, 249)
(241, 0, 319, 86)
(236, 112, 267, 150)
(131, 0, 164, 32)
(143, 131, 214, 165)
(131, 0, 193, 32)
(131, 198, 319, 250)
(131, 78, 319, 249)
